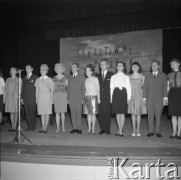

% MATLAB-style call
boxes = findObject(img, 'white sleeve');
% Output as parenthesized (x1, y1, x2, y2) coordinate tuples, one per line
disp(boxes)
(2, 78, 5, 87)
(126, 76, 131, 101)
(95, 77, 100, 98)
(110, 76, 114, 101)
(94, 77, 98, 94)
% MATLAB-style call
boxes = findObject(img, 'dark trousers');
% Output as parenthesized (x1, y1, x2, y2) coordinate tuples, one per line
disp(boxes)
(69, 101, 82, 130)
(147, 101, 163, 134)
(24, 102, 37, 130)
(99, 101, 111, 133)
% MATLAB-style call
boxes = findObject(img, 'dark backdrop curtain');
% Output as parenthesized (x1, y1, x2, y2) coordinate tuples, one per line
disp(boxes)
(1, 30, 59, 78)
(1, 0, 181, 78)
(1, 28, 181, 79)
(163, 28, 181, 73)
(17, 30, 59, 77)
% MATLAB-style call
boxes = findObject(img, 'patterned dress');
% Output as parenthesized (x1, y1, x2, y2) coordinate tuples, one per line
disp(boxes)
(53, 76, 67, 113)
(5, 77, 19, 113)
(128, 75, 147, 115)
(35, 76, 54, 115)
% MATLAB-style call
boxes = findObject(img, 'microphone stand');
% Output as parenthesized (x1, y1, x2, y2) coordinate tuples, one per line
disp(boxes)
(11, 69, 33, 144)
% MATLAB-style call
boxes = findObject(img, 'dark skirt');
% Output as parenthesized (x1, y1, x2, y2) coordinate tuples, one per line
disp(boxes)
(112, 88, 127, 114)
(83, 96, 98, 115)
(168, 88, 181, 116)
(0, 95, 3, 111)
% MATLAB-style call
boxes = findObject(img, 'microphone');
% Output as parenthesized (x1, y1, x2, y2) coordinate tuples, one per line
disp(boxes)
(17, 69, 24, 74)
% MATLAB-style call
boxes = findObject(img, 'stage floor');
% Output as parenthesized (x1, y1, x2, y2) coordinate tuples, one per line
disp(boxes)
(1, 113, 181, 148)
(1, 113, 181, 162)
(1, 113, 181, 180)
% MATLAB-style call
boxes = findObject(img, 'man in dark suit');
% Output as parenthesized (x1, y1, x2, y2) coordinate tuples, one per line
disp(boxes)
(143, 60, 167, 137)
(67, 63, 85, 134)
(21, 64, 38, 131)
(97, 58, 113, 135)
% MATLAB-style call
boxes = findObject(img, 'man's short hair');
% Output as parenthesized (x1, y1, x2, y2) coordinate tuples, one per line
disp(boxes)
(152, 60, 160, 66)
(26, 64, 33, 68)
(72, 63, 79, 68)
(100, 58, 108, 64)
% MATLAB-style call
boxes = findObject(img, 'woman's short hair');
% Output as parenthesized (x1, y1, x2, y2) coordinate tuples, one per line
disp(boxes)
(54, 63, 65, 73)
(116, 61, 127, 74)
(40, 64, 49, 71)
(11, 67, 18, 71)
(9, 67, 18, 76)
(170, 58, 181, 71)
(86, 64, 94, 72)
(169, 58, 181, 65)
(130, 62, 142, 74)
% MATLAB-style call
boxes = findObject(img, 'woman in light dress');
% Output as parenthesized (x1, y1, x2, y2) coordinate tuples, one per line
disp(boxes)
(5, 67, 22, 131)
(53, 63, 68, 133)
(128, 62, 146, 137)
(83, 64, 100, 135)
(35, 64, 54, 133)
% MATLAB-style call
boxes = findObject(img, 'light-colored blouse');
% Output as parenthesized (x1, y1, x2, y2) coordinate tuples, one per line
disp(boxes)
(110, 72, 131, 101)
(0, 77, 5, 95)
(85, 76, 100, 96)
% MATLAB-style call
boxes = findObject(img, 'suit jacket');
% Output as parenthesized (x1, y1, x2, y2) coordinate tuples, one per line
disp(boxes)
(22, 74, 38, 103)
(97, 71, 113, 103)
(143, 72, 167, 102)
(67, 73, 85, 102)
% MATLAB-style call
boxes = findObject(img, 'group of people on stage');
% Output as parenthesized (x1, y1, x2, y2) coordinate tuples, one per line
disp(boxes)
(0, 58, 181, 139)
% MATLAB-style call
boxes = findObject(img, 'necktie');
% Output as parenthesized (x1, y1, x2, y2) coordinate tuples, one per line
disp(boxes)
(102, 71, 105, 80)
(174, 72, 177, 87)
(153, 72, 156, 78)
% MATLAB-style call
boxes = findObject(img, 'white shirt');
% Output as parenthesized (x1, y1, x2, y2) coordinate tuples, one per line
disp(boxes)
(27, 73, 32, 79)
(73, 72, 78, 78)
(153, 71, 158, 76)
(102, 70, 107, 79)
(0, 77, 5, 95)
(110, 72, 131, 101)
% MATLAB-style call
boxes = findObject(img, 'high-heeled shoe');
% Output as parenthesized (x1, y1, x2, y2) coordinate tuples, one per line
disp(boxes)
(56, 129, 60, 133)
(131, 131, 136, 137)
(136, 130, 141, 137)
(91, 132, 95, 135)
(8, 127, 13, 131)
(115, 133, 123, 137)
(169, 135, 177, 139)
(38, 130, 44, 133)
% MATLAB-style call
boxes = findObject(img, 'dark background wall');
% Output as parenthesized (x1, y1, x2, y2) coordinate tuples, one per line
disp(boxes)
(0, 0, 181, 78)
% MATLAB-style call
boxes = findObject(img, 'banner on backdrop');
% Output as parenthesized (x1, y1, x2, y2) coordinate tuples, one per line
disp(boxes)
(60, 30, 162, 75)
